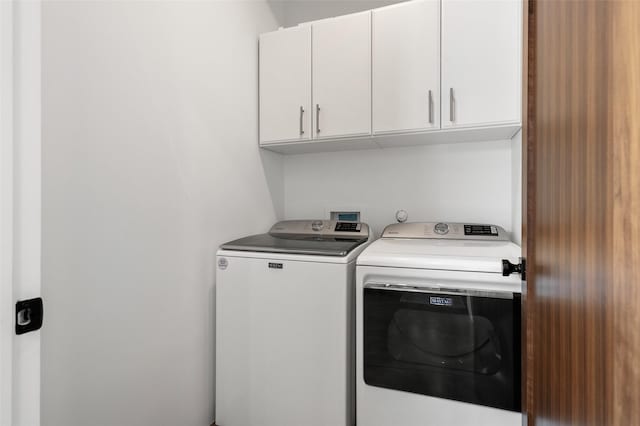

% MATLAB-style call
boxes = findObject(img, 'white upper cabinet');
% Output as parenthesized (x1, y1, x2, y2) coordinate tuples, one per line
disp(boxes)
(259, 26, 312, 144)
(312, 12, 372, 139)
(441, 0, 522, 129)
(257, 0, 523, 154)
(372, 0, 440, 134)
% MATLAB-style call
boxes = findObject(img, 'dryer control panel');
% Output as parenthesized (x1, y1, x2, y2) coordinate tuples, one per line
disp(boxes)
(381, 222, 509, 241)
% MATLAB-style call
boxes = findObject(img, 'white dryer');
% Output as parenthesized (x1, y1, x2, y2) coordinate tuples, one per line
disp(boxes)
(216, 220, 370, 426)
(356, 222, 523, 426)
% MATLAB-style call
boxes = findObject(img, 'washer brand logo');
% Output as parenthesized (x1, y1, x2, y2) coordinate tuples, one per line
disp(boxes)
(268, 262, 283, 269)
(217, 257, 228, 270)
(430, 296, 453, 306)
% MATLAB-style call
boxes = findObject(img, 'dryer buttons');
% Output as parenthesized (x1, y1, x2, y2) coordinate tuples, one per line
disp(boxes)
(434, 223, 450, 235)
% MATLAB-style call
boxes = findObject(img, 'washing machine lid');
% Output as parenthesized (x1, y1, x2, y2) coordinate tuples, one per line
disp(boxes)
(357, 222, 520, 273)
(220, 220, 370, 257)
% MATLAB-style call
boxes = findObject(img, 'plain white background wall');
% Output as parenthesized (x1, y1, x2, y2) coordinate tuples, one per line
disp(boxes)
(42, 2, 283, 425)
(284, 139, 519, 238)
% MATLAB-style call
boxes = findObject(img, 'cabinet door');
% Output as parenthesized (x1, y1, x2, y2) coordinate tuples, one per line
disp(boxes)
(312, 12, 371, 139)
(441, 0, 521, 128)
(259, 26, 311, 144)
(373, 0, 440, 134)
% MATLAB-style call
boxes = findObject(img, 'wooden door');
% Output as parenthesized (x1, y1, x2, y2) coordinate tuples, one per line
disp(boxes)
(441, 0, 521, 129)
(372, 0, 440, 135)
(312, 12, 371, 140)
(259, 26, 311, 145)
(525, 0, 640, 424)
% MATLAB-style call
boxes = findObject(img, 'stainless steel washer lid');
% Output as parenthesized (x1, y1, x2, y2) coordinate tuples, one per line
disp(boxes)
(220, 220, 370, 257)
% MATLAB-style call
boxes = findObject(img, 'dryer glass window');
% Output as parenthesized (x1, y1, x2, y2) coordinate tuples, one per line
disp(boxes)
(363, 286, 521, 412)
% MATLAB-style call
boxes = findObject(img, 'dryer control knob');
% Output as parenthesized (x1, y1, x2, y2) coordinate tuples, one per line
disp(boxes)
(311, 220, 324, 231)
(434, 222, 449, 235)
(395, 210, 408, 223)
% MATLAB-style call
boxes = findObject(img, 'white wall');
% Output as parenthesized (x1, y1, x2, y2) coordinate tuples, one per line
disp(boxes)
(42, 2, 283, 425)
(284, 139, 519, 239)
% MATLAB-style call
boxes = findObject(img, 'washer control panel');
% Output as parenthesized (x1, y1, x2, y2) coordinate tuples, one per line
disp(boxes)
(335, 222, 362, 232)
(382, 222, 509, 241)
(269, 220, 369, 239)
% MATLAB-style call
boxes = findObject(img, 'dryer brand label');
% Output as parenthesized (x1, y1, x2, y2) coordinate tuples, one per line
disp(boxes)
(429, 296, 453, 306)
(268, 262, 283, 269)
(217, 257, 228, 270)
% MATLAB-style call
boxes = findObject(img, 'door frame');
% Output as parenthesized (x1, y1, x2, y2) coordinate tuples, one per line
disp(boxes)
(0, 1, 42, 425)
(0, 1, 16, 423)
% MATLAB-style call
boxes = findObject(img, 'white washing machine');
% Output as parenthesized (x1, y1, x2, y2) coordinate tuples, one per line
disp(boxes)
(216, 220, 370, 426)
(356, 222, 524, 426)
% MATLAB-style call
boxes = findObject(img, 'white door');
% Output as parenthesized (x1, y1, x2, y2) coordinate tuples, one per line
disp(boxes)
(259, 26, 312, 145)
(312, 12, 371, 139)
(372, 0, 440, 134)
(441, 0, 521, 128)
(1, 2, 42, 426)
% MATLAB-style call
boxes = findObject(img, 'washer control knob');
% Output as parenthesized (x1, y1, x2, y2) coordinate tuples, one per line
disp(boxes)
(395, 210, 408, 223)
(434, 222, 449, 235)
(311, 220, 324, 231)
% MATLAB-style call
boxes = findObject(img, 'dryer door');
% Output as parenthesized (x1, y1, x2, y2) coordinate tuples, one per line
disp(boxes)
(363, 283, 521, 412)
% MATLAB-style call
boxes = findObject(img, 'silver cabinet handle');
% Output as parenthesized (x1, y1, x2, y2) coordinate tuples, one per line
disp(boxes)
(316, 104, 321, 134)
(299, 106, 305, 135)
(428, 90, 433, 124)
(449, 88, 455, 123)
